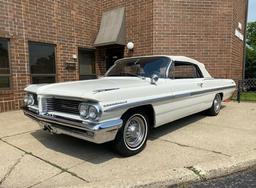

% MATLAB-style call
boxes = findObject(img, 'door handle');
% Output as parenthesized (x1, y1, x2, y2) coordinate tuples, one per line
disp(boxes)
(198, 82, 203, 87)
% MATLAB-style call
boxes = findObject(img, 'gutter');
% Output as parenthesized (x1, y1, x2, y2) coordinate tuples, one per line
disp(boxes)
(242, 0, 249, 79)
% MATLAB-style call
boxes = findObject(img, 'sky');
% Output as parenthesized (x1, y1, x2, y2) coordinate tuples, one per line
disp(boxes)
(248, 0, 256, 22)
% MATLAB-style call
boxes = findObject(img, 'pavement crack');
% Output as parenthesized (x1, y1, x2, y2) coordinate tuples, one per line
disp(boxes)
(0, 139, 90, 183)
(27, 171, 64, 188)
(0, 154, 24, 185)
(158, 138, 231, 157)
(0, 130, 34, 139)
(186, 166, 206, 181)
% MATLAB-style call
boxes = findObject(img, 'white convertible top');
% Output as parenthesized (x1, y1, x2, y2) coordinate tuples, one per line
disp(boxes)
(168, 56, 212, 78)
(121, 55, 212, 78)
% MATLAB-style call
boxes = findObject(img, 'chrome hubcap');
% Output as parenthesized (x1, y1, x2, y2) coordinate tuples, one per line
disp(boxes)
(124, 115, 146, 149)
(214, 95, 221, 113)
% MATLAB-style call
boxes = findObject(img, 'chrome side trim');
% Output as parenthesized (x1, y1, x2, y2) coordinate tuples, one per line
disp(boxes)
(104, 85, 236, 112)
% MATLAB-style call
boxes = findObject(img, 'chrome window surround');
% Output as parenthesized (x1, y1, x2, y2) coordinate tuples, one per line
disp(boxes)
(105, 56, 173, 79)
(166, 60, 204, 79)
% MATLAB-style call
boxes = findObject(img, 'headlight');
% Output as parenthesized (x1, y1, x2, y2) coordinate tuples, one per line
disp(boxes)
(24, 94, 34, 106)
(78, 103, 101, 121)
(79, 103, 89, 117)
(88, 105, 98, 120)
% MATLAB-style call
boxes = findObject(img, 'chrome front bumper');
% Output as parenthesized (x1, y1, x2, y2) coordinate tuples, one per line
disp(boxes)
(22, 107, 123, 144)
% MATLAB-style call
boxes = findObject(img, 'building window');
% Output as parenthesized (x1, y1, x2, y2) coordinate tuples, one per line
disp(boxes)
(0, 38, 10, 89)
(78, 48, 96, 80)
(29, 42, 56, 84)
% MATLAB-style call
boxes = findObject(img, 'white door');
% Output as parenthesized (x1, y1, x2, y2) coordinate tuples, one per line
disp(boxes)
(155, 61, 206, 126)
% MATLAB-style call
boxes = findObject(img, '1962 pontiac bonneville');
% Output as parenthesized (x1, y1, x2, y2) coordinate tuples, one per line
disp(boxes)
(22, 55, 236, 156)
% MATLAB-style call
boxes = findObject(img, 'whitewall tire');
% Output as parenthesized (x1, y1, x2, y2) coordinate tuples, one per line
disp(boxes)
(114, 110, 149, 156)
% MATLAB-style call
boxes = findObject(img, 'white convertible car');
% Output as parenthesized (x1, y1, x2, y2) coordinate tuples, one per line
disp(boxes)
(22, 55, 236, 156)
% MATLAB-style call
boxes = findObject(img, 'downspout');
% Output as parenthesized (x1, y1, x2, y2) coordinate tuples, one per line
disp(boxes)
(242, 0, 249, 79)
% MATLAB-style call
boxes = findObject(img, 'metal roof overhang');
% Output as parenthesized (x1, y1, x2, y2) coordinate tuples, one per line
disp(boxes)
(94, 7, 125, 47)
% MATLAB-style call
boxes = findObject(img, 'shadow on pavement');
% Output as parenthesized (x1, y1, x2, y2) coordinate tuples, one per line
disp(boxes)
(30, 105, 226, 164)
(31, 130, 120, 164)
(149, 105, 225, 140)
(149, 112, 206, 140)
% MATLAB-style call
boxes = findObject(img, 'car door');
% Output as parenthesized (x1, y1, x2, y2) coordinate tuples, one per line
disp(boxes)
(164, 61, 206, 122)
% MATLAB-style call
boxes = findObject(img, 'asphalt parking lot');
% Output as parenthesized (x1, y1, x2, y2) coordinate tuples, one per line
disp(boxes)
(188, 166, 256, 188)
(0, 102, 256, 188)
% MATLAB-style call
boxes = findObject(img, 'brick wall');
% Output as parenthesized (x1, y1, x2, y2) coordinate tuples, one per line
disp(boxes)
(0, 1, 28, 112)
(231, 0, 247, 82)
(94, 0, 153, 74)
(0, 0, 99, 112)
(0, 0, 247, 112)
(152, 0, 238, 79)
(100, 1, 154, 56)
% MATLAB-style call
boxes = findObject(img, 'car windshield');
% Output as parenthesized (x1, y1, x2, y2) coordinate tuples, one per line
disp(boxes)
(106, 56, 170, 78)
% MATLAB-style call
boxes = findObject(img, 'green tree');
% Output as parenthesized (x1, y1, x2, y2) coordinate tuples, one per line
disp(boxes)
(246, 21, 256, 78)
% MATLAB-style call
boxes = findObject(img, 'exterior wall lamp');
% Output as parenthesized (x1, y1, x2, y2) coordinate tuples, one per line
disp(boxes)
(127, 42, 134, 51)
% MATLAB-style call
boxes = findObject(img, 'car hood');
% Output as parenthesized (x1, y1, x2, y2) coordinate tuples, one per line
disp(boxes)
(25, 77, 150, 100)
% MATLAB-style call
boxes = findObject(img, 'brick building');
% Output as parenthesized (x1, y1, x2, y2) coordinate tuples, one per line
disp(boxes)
(0, 0, 248, 112)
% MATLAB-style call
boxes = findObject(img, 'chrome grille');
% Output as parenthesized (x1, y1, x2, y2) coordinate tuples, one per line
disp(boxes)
(41, 97, 48, 114)
(46, 98, 81, 115)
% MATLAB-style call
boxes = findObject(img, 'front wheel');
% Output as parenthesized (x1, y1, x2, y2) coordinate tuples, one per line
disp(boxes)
(113, 110, 149, 157)
(207, 94, 222, 116)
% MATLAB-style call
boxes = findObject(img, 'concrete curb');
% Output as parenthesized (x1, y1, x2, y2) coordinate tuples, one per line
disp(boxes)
(81, 149, 256, 188)
(187, 149, 256, 181)
(84, 168, 199, 188)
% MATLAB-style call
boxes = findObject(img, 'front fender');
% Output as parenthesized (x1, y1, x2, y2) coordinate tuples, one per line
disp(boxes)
(24, 84, 49, 94)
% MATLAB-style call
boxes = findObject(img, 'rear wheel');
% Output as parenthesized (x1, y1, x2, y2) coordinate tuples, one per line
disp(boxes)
(207, 94, 222, 116)
(114, 110, 149, 157)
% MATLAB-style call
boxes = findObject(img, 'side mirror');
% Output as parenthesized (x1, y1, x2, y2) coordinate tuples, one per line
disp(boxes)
(151, 74, 159, 85)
